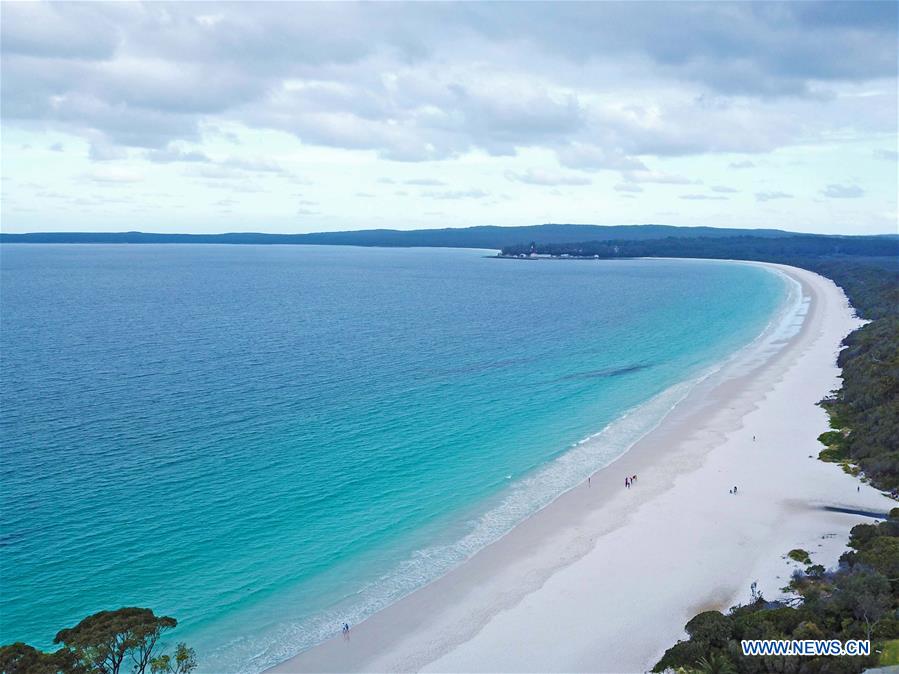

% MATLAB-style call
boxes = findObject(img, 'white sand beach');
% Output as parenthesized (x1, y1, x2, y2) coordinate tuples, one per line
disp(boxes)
(271, 262, 894, 674)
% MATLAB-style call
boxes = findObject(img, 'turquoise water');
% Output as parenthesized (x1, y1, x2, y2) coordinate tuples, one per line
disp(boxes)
(0, 245, 786, 672)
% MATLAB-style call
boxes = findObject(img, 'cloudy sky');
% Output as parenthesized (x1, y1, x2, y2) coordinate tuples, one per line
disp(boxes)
(1, 1, 896, 235)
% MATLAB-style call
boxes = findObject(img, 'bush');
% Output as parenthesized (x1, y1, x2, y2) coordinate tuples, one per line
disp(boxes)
(685, 611, 734, 647)
(653, 639, 710, 672)
(788, 549, 812, 564)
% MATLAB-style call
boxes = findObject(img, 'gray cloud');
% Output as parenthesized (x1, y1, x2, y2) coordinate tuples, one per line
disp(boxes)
(89, 140, 129, 161)
(146, 145, 211, 163)
(0, 3, 122, 60)
(221, 157, 285, 173)
(821, 183, 864, 199)
(710, 185, 739, 193)
(729, 160, 756, 169)
(1, 1, 895, 167)
(755, 190, 793, 202)
(465, 3, 897, 93)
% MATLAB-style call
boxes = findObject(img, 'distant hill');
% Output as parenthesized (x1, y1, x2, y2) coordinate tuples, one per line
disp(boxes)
(0, 224, 810, 248)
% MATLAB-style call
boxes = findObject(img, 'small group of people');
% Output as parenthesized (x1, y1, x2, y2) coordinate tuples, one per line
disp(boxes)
(729, 485, 739, 495)
(625, 474, 637, 488)
(341, 622, 350, 639)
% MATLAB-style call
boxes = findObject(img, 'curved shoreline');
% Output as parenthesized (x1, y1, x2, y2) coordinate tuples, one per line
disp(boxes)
(270, 262, 893, 673)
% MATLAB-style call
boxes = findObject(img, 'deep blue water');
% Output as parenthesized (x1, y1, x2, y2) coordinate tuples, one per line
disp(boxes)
(0, 245, 786, 672)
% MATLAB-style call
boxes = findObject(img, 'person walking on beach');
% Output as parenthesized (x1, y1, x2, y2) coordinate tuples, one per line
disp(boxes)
(625, 477, 630, 488)
(342, 622, 350, 639)
(733, 485, 738, 494)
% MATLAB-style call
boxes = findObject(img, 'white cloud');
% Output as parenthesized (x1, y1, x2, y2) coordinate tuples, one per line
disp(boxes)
(504, 169, 591, 186)
(404, 179, 446, 186)
(85, 167, 144, 183)
(555, 143, 645, 172)
(621, 170, 698, 185)
(614, 183, 644, 193)
(422, 189, 489, 200)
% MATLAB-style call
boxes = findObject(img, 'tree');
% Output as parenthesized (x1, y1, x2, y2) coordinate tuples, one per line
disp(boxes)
(0, 642, 80, 674)
(2, 608, 195, 674)
(857, 537, 899, 580)
(150, 643, 196, 674)
(53, 608, 177, 674)
(834, 569, 892, 641)
(685, 611, 732, 648)
(695, 652, 737, 674)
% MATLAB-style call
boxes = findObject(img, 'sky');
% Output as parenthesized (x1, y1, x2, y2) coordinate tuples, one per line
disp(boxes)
(1, 1, 897, 235)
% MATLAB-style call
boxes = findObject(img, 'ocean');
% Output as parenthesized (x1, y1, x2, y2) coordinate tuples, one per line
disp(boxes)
(0, 245, 787, 672)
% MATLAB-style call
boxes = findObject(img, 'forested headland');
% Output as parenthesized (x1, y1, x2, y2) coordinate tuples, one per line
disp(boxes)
(499, 234, 897, 261)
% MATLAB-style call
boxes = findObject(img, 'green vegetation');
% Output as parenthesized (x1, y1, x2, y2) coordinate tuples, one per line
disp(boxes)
(787, 549, 812, 565)
(809, 262, 899, 491)
(653, 511, 899, 673)
(879, 638, 899, 666)
(0, 608, 195, 674)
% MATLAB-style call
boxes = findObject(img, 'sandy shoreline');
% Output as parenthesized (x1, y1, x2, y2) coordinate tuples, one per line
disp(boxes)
(270, 262, 894, 674)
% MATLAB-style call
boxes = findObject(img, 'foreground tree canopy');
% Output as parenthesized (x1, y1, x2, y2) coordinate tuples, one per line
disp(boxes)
(0, 608, 195, 674)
